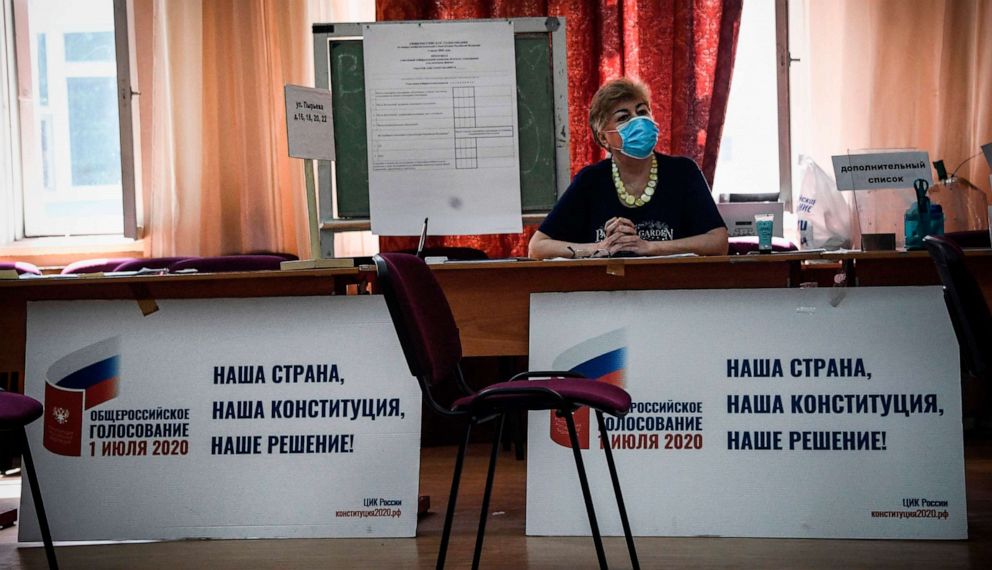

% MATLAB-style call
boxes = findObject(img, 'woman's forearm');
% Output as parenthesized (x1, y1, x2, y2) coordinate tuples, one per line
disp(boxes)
(528, 231, 604, 259)
(647, 227, 729, 256)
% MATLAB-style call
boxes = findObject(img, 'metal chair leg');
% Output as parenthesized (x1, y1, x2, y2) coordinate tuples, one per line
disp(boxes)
(596, 411, 639, 570)
(437, 422, 473, 570)
(472, 415, 505, 570)
(19, 428, 58, 570)
(563, 410, 607, 570)
(512, 410, 526, 460)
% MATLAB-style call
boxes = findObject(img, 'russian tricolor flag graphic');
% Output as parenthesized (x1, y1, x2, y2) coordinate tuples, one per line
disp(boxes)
(44, 337, 121, 456)
(549, 329, 626, 449)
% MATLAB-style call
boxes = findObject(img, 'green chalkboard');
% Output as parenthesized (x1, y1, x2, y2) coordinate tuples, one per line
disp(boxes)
(328, 39, 369, 218)
(323, 30, 563, 219)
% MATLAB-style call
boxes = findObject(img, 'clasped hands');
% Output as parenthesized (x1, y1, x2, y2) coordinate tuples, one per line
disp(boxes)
(597, 217, 652, 257)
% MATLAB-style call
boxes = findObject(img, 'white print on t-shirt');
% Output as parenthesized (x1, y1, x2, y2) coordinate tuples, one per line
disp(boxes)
(596, 220, 674, 242)
(637, 220, 673, 240)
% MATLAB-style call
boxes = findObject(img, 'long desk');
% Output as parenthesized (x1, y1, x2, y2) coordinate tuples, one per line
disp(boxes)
(823, 249, 992, 289)
(3, 250, 992, 378)
(433, 249, 992, 357)
(431, 253, 814, 356)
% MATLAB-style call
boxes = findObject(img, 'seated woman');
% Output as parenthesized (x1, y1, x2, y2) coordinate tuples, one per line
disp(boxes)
(529, 78, 729, 259)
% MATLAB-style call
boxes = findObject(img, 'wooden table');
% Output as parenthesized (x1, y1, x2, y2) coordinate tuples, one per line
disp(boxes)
(433, 249, 992, 357)
(431, 253, 817, 357)
(823, 249, 992, 290)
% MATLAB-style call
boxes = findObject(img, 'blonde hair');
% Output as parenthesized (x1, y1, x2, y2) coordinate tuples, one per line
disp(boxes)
(588, 78, 652, 149)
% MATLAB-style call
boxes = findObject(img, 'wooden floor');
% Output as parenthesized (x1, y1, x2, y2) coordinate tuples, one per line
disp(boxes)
(2, 438, 992, 570)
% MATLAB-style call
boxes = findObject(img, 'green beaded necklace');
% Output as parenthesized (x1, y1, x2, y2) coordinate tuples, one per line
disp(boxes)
(612, 155, 658, 208)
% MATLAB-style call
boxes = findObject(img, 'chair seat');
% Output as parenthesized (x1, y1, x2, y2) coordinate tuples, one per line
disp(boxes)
(452, 378, 631, 415)
(0, 392, 43, 428)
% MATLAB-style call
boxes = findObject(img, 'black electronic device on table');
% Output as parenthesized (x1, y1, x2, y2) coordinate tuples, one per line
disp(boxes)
(609, 250, 638, 258)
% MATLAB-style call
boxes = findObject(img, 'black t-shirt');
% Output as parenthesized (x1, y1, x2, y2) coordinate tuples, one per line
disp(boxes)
(539, 153, 726, 244)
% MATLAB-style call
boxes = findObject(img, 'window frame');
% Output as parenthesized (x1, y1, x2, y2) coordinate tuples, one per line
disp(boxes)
(114, 0, 139, 239)
(0, 0, 22, 243)
(775, 0, 793, 211)
(1, 0, 139, 244)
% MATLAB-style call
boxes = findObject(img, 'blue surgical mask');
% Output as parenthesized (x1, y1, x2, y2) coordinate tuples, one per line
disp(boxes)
(608, 116, 659, 159)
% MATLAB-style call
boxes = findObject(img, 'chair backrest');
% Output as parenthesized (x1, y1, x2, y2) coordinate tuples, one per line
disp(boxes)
(114, 257, 192, 272)
(373, 253, 462, 387)
(0, 261, 41, 275)
(62, 257, 138, 274)
(924, 235, 991, 378)
(244, 251, 300, 261)
(168, 255, 286, 273)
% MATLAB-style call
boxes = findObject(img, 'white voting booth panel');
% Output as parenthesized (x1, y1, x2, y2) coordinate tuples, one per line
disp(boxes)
(527, 287, 966, 540)
(20, 296, 421, 542)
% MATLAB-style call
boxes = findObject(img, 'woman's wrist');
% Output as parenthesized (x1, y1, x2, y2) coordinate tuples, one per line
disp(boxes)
(645, 240, 667, 256)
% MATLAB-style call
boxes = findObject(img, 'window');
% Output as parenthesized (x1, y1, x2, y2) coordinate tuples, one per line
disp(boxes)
(2, 0, 138, 242)
(711, 0, 781, 200)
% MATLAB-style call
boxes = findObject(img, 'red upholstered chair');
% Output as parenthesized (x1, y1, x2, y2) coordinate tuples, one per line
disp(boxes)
(0, 391, 58, 569)
(923, 235, 991, 381)
(373, 253, 638, 570)
(61, 258, 138, 274)
(113, 257, 192, 272)
(924, 235, 992, 431)
(0, 261, 42, 275)
(244, 251, 299, 261)
(168, 255, 286, 273)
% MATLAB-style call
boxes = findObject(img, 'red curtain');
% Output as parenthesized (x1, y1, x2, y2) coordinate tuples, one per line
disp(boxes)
(377, 0, 742, 258)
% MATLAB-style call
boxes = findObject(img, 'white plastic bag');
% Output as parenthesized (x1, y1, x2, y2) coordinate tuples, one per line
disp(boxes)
(796, 155, 852, 249)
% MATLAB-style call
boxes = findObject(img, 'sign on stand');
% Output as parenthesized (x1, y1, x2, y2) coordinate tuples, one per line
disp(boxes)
(831, 151, 932, 191)
(285, 85, 334, 161)
(284, 84, 334, 258)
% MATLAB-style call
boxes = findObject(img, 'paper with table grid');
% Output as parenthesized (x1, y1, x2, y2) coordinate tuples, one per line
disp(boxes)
(362, 21, 522, 236)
